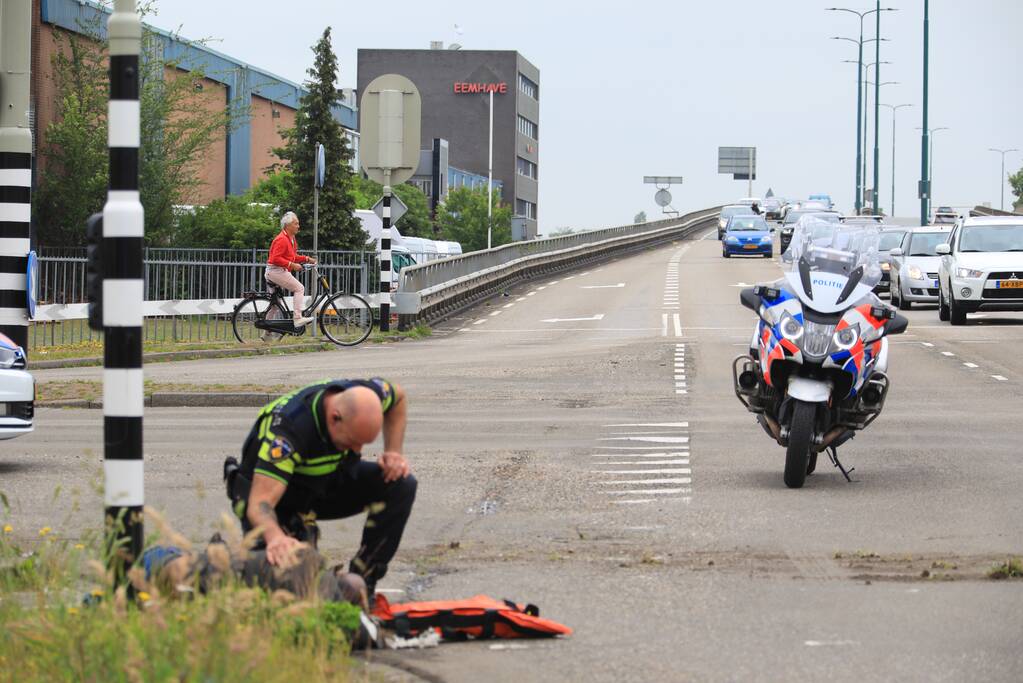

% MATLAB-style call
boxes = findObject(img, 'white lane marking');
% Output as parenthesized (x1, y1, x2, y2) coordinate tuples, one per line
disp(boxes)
(548, 280, 559, 285)
(526, 291, 538, 296)
(600, 460, 690, 466)
(563, 275, 576, 280)
(502, 303, 515, 309)
(921, 342, 934, 347)
(662, 314, 668, 336)
(963, 362, 978, 368)
(730, 282, 753, 287)
(673, 314, 683, 337)
(676, 390, 688, 394)
(600, 478, 692, 485)
(805, 641, 858, 647)
(537, 286, 547, 291)
(590, 451, 688, 457)
(992, 375, 1008, 381)
(579, 271, 590, 276)
(473, 319, 488, 325)
(595, 446, 686, 450)
(606, 488, 688, 495)
(582, 283, 626, 289)
(516, 297, 527, 302)
(489, 310, 502, 317)
(605, 422, 689, 427)
(941, 351, 955, 357)
(609, 431, 689, 436)
(541, 314, 605, 323)
(598, 436, 689, 444)
(459, 328, 471, 332)
(613, 499, 659, 505)
(675, 375, 687, 381)
(675, 382, 688, 389)
(597, 469, 691, 475)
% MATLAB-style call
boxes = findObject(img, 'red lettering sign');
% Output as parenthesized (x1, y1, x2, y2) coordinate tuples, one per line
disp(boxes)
(453, 82, 508, 94)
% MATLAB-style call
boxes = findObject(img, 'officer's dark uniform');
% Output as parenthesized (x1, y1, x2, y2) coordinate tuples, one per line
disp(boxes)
(227, 378, 417, 591)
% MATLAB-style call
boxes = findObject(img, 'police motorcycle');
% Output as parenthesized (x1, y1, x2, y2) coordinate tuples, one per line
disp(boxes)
(732, 218, 908, 488)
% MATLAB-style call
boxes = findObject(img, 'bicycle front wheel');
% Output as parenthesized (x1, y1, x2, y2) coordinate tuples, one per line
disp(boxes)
(232, 295, 286, 344)
(318, 292, 373, 346)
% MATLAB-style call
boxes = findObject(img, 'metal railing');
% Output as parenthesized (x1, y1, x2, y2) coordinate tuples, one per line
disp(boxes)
(29, 249, 381, 347)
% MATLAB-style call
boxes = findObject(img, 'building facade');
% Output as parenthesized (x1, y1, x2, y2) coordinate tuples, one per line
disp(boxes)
(357, 48, 539, 240)
(31, 0, 358, 206)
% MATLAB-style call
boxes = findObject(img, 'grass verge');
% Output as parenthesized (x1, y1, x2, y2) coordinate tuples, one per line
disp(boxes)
(0, 520, 362, 682)
(987, 558, 1023, 580)
(37, 381, 294, 404)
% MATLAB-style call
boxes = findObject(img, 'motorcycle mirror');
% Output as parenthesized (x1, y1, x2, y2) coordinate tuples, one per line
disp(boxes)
(739, 287, 760, 312)
(885, 314, 909, 336)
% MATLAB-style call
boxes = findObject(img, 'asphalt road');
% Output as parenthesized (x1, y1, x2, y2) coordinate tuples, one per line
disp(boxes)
(8, 229, 1023, 681)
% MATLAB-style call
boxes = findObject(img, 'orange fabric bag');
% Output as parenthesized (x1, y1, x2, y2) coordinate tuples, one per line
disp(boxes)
(371, 594, 572, 640)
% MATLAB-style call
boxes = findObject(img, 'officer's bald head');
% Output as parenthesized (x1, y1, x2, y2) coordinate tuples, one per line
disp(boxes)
(326, 386, 383, 451)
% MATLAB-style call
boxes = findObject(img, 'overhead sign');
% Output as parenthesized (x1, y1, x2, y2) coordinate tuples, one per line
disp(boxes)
(360, 74, 422, 186)
(644, 176, 684, 185)
(454, 82, 507, 94)
(718, 146, 757, 179)
(372, 193, 408, 224)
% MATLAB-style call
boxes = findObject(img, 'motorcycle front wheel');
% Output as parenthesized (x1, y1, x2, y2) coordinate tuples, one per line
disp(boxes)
(784, 400, 816, 489)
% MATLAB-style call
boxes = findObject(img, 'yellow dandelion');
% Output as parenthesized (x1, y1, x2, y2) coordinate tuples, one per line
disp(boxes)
(90, 588, 104, 598)
(38, 526, 52, 537)
(74, 543, 85, 550)
(2, 524, 11, 533)
(137, 591, 151, 602)
(67, 607, 79, 616)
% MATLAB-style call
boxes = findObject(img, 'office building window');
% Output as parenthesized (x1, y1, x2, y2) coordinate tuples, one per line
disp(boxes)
(409, 179, 432, 197)
(516, 199, 537, 220)
(518, 73, 538, 100)
(517, 115, 538, 140)
(516, 157, 538, 180)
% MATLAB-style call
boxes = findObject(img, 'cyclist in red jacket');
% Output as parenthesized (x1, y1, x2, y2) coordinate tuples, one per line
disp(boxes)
(266, 211, 317, 327)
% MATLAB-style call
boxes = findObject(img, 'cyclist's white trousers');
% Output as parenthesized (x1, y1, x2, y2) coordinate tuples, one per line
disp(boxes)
(265, 266, 304, 320)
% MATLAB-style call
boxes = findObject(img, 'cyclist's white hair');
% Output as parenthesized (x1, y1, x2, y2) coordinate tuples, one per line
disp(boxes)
(280, 211, 298, 230)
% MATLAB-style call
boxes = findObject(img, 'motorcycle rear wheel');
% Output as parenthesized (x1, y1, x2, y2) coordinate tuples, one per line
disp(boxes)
(784, 400, 816, 489)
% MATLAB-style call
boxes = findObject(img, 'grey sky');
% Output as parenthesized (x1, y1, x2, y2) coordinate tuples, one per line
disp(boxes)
(147, 1, 1022, 231)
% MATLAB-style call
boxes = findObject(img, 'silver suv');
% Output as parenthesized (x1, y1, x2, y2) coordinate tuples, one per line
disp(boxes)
(937, 217, 1023, 325)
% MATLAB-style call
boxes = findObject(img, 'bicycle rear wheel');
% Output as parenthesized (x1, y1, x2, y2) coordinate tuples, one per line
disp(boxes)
(232, 295, 287, 344)
(318, 292, 373, 346)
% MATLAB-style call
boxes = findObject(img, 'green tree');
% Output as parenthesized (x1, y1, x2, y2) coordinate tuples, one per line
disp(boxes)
(33, 2, 246, 247)
(273, 28, 361, 250)
(435, 187, 512, 252)
(633, 211, 647, 224)
(349, 175, 433, 238)
(246, 169, 292, 208)
(174, 195, 278, 249)
(1009, 166, 1023, 210)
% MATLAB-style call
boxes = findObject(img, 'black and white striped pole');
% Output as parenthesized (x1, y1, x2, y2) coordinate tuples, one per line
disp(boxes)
(379, 174, 392, 331)
(103, 0, 145, 570)
(358, 75, 420, 334)
(0, 0, 33, 352)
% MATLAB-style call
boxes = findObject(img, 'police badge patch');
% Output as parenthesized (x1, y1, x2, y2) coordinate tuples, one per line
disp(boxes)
(268, 436, 294, 462)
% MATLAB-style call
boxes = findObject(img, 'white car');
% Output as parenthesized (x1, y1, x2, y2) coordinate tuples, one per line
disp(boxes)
(937, 217, 1023, 325)
(0, 333, 33, 440)
(889, 226, 953, 309)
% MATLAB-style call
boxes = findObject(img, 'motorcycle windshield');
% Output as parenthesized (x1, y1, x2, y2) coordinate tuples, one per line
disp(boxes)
(780, 217, 882, 313)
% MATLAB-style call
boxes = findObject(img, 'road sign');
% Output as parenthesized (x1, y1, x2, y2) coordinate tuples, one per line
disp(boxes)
(654, 189, 673, 207)
(718, 146, 756, 179)
(360, 74, 422, 186)
(373, 193, 408, 224)
(644, 176, 684, 185)
(315, 143, 325, 188)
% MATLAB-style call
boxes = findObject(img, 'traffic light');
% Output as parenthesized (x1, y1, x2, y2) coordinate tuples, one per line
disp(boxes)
(86, 213, 103, 331)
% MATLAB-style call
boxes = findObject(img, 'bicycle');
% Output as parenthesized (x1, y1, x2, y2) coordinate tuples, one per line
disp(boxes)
(231, 264, 373, 347)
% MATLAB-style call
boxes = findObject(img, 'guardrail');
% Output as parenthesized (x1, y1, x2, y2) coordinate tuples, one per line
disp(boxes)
(394, 207, 721, 327)
(970, 205, 1021, 217)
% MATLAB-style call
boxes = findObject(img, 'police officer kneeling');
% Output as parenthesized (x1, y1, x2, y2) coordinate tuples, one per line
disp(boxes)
(225, 378, 415, 598)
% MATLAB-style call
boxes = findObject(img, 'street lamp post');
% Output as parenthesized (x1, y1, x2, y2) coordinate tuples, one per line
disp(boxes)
(873, 4, 898, 221)
(880, 103, 912, 217)
(828, 4, 896, 213)
(988, 148, 1019, 211)
(920, 0, 929, 226)
(916, 126, 949, 220)
(844, 58, 891, 208)
(864, 80, 899, 212)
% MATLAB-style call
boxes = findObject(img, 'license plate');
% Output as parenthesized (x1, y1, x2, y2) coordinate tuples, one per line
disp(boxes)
(743, 244, 758, 250)
(998, 280, 1023, 289)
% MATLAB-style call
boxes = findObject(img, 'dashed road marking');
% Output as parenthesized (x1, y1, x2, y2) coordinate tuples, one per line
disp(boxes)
(963, 362, 978, 368)
(941, 351, 955, 357)
(605, 422, 689, 427)
(599, 436, 689, 444)
(473, 319, 488, 325)
(992, 375, 1008, 381)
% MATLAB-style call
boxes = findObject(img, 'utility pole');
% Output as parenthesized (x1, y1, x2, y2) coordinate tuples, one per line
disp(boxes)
(873, 1, 882, 215)
(0, 0, 33, 352)
(880, 103, 912, 217)
(920, 0, 930, 226)
(103, 0, 145, 577)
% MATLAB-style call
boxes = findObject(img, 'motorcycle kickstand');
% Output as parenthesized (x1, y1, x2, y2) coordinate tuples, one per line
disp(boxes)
(827, 446, 856, 483)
